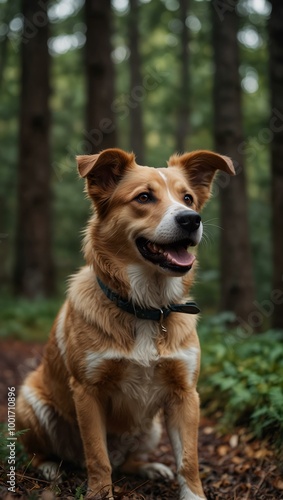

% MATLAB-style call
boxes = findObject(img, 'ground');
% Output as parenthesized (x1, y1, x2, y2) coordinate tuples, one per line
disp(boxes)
(0, 340, 282, 499)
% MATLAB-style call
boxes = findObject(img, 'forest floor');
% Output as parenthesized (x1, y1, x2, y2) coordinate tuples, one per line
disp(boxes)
(0, 340, 283, 500)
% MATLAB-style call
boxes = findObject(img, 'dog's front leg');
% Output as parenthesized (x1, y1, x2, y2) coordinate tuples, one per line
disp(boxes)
(70, 378, 112, 500)
(165, 389, 206, 500)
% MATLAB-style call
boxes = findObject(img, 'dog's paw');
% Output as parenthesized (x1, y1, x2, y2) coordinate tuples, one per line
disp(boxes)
(38, 461, 61, 482)
(139, 462, 174, 480)
(180, 493, 206, 500)
(179, 484, 206, 500)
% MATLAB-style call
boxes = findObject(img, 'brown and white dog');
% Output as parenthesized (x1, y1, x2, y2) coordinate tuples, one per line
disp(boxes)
(16, 148, 235, 500)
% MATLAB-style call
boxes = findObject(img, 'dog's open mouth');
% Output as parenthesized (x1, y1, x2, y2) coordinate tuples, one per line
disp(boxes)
(136, 237, 196, 273)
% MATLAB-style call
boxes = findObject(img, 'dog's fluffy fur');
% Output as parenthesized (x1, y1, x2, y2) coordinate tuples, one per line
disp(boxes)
(16, 148, 235, 500)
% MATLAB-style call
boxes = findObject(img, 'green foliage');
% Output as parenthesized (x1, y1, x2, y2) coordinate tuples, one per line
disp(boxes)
(199, 317, 283, 450)
(75, 483, 87, 500)
(0, 424, 29, 469)
(0, 297, 61, 341)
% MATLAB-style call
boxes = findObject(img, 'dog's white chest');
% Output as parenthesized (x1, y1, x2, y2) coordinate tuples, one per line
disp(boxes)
(130, 319, 160, 365)
(119, 362, 159, 405)
(85, 320, 163, 415)
(117, 320, 161, 407)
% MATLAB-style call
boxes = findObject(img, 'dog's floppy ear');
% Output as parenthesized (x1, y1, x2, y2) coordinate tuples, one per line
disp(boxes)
(76, 148, 135, 213)
(77, 153, 100, 178)
(77, 148, 135, 188)
(168, 150, 235, 209)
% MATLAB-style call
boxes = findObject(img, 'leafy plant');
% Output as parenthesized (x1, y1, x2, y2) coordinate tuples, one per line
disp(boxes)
(0, 297, 61, 341)
(0, 423, 29, 469)
(198, 317, 283, 450)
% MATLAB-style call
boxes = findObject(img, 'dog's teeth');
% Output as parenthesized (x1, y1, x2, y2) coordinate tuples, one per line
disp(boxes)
(164, 252, 173, 263)
(147, 242, 163, 254)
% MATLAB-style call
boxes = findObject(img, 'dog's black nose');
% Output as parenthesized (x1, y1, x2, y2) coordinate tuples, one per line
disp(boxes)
(175, 211, 201, 232)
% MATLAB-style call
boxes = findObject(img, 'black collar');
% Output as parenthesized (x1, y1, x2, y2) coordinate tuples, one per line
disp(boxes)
(97, 277, 200, 323)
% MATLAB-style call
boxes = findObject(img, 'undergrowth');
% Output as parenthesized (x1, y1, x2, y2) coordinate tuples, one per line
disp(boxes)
(0, 424, 29, 470)
(0, 296, 61, 341)
(198, 314, 283, 452)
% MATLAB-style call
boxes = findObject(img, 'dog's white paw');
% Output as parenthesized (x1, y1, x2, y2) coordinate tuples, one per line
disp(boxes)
(140, 462, 174, 480)
(179, 483, 206, 500)
(38, 461, 61, 481)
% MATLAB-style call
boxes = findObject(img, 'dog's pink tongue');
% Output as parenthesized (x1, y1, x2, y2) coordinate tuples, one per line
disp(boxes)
(166, 246, 196, 267)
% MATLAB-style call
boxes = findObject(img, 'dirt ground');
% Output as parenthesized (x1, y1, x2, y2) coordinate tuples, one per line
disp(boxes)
(0, 340, 282, 499)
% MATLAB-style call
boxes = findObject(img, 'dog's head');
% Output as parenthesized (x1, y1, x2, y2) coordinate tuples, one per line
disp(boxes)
(77, 148, 235, 276)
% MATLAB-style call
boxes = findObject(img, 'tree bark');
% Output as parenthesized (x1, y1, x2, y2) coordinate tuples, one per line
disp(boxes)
(176, 0, 190, 153)
(268, 1, 283, 329)
(85, 0, 116, 154)
(128, 0, 144, 163)
(14, 0, 54, 298)
(211, 1, 255, 323)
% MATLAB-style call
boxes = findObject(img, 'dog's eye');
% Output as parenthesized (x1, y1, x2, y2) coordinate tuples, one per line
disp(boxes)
(136, 193, 151, 204)
(184, 194, 194, 206)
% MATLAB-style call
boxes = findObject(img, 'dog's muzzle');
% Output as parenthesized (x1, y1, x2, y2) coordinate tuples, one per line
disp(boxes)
(136, 210, 202, 274)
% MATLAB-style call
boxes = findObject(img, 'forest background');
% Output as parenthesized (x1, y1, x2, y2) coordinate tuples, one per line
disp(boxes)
(0, 0, 283, 477)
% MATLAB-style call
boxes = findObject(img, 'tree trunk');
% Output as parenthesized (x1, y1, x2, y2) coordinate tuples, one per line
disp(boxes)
(14, 0, 54, 298)
(85, 0, 116, 154)
(176, 0, 190, 153)
(211, 1, 255, 324)
(128, 0, 144, 163)
(268, 1, 283, 329)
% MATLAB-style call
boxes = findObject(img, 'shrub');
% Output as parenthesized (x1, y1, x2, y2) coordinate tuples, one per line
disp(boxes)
(0, 297, 61, 341)
(198, 316, 283, 450)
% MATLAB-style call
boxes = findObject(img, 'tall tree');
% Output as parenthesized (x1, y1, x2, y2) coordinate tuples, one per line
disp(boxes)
(128, 0, 144, 163)
(211, 1, 255, 323)
(268, 1, 283, 329)
(176, 0, 190, 153)
(14, 0, 54, 298)
(85, 0, 116, 154)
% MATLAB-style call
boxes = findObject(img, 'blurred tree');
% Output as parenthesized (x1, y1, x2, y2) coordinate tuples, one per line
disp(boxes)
(176, 0, 190, 153)
(13, 0, 54, 298)
(0, 0, 274, 309)
(211, 0, 255, 323)
(85, 0, 116, 153)
(268, 0, 283, 329)
(128, 0, 144, 163)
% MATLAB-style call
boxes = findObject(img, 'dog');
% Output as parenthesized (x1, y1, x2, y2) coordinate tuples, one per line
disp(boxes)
(16, 148, 235, 500)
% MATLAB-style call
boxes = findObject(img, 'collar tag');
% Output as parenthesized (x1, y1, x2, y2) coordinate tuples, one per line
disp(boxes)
(159, 309, 167, 333)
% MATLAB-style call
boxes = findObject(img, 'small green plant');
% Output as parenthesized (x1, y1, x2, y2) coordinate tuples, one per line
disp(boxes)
(75, 483, 87, 500)
(198, 317, 283, 450)
(0, 423, 30, 469)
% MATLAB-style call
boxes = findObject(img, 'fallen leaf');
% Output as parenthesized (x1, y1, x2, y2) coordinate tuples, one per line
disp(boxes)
(231, 456, 243, 465)
(235, 463, 251, 473)
(217, 445, 230, 456)
(203, 426, 215, 435)
(273, 478, 283, 490)
(253, 448, 272, 459)
(229, 434, 239, 448)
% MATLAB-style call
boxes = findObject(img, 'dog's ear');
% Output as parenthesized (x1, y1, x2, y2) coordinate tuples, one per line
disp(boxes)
(77, 148, 135, 188)
(168, 150, 235, 209)
(77, 153, 100, 179)
(76, 148, 135, 213)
